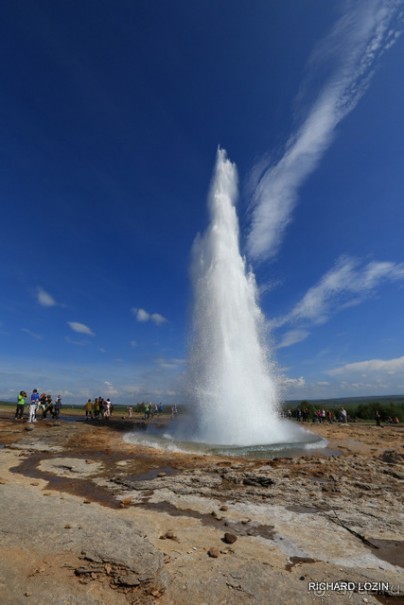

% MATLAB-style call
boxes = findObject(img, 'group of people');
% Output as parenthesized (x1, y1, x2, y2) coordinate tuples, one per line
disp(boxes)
(15, 389, 62, 422)
(142, 402, 178, 419)
(375, 410, 400, 426)
(293, 407, 347, 423)
(143, 401, 163, 419)
(84, 397, 113, 420)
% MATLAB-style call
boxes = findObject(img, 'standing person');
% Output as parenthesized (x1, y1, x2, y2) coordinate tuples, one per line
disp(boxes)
(29, 389, 39, 423)
(37, 393, 47, 416)
(54, 395, 62, 418)
(15, 390, 26, 419)
(102, 398, 110, 420)
(84, 399, 93, 420)
(106, 398, 112, 416)
(93, 398, 100, 419)
(43, 394, 53, 418)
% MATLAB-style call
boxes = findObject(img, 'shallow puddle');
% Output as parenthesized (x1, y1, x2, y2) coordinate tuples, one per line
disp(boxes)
(135, 500, 276, 539)
(9, 450, 178, 510)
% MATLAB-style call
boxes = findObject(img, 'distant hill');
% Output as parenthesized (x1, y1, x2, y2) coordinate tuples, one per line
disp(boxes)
(283, 395, 404, 407)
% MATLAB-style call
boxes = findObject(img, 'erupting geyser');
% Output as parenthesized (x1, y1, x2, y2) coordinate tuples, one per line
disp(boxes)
(184, 148, 296, 446)
(125, 148, 323, 453)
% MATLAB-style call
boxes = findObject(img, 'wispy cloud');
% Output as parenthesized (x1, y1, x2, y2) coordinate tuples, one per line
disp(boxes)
(273, 256, 404, 335)
(155, 357, 185, 370)
(277, 329, 310, 349)
(132, 307, 167, 326)
(103, 380, 119, 397)
(36, 286, 58, 307)
(21, 328, 44, 340)
(67, 321, 95, 336)
(247, 0, 403, 260)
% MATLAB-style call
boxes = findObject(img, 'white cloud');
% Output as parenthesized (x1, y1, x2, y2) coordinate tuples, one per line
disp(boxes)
(135, 308, 150, 322)
(247, 0, 402, 260)
(150, 313, 167, 325)
(279, 375, 306, 389)
(67, 321, 95, 336)
(132, 307, 167, 325)
(273, 256, 404, 331)
(36, 286, 57, 307)
(328, 356, 404, 376)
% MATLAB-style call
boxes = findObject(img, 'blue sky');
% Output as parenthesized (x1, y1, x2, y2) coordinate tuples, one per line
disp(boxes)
(1, 0, 404, 403)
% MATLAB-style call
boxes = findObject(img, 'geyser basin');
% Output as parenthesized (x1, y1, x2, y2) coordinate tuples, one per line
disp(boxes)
(124, 419, 327, 458)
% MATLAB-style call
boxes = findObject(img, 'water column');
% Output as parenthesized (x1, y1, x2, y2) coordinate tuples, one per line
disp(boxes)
(186, 148, 288, 445)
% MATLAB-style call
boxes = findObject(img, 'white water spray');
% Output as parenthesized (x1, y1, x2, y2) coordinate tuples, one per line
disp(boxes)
(184, 148, 295, 446)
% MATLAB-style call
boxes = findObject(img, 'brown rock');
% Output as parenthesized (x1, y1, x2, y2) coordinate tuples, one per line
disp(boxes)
(208, 547, 220, 558)
(223, 533, 237, 544)
(160, 530, 177, 541)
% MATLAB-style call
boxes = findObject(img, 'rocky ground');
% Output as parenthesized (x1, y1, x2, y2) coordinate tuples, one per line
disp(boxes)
(0, 412, 403, 605)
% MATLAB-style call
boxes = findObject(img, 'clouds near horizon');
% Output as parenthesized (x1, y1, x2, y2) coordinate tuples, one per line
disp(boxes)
(247, 0, 403, 261)
(325, 356, 404, 394)
(328, 355, 404, 376)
